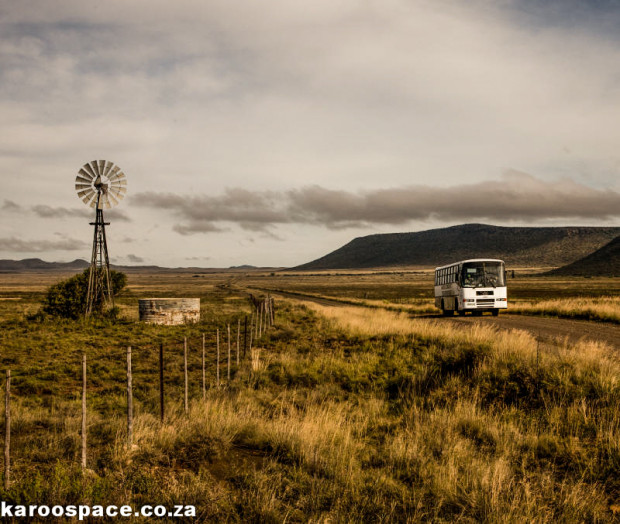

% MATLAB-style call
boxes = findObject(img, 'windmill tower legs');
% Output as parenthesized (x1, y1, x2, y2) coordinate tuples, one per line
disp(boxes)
(85, 206, 114, 316)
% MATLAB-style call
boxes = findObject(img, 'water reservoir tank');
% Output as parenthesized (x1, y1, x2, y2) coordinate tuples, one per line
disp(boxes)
(138, 298, 200, 325)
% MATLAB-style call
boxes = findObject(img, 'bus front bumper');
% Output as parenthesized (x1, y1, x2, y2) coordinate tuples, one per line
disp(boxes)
(462, 298, 507, 309)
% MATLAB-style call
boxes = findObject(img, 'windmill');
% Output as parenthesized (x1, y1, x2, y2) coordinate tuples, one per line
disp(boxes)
(75, 160, 127, 316)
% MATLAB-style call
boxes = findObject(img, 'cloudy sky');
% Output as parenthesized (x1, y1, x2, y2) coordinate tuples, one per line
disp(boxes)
(1, 0, 620, 267)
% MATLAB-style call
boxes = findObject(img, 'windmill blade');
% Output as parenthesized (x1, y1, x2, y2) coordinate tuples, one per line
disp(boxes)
(102, 161, 114, 178)
(107, 192, 120, 207)
(101, 194, 111, 209)
(110, 190, 125, 202)
(83, 162, 97, 179)
(78, 169, 94, 181)
(110, 183, 127, 194)
(108, 171, 125, 183)
(77, 188, 95, 199)
(75, 183, 93, 191)
(82, 193, 96, 205)
(98, 160, 106, 177)
(91, 160, 101, 178)
(110, 178, 127, 187)
(110, 189, 126, 201)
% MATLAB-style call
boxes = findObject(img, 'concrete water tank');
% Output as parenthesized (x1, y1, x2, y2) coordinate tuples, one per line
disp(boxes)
(139, 298, 200, 325)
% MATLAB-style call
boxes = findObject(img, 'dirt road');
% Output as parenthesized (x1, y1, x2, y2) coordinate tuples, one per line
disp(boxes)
(264, 288, 620, 350)
(442, 314, 620, 350)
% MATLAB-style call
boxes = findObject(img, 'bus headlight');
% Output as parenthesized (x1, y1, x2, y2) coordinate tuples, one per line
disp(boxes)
(496, 298, 507, 302)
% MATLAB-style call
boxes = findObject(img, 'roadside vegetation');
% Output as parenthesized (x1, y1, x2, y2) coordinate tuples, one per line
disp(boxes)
(1, 270, 619, 521)
(510, 296, 620, 324)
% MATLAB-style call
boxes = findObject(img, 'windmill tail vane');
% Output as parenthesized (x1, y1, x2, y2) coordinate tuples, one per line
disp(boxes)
(75, 160, 127, 316)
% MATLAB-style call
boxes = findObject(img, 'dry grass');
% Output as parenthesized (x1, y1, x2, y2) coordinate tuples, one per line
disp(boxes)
(2, 273, 620, 521)
(511, 296, 620, 323)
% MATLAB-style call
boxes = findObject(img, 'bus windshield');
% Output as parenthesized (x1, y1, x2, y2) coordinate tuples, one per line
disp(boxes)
(461, 261, 505, 288)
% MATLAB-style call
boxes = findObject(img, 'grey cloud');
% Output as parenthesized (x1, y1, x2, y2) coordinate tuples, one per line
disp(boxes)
(32, 205, 90, 218)
(30, 205, 130, 221)
(0, 236, 87, 252)
(132, 172, 620, 234)
(173, 222, 227, 235)
(2, 200, 22, 211)
(134, 188, 287, 234)
(126, 254, 144, 263)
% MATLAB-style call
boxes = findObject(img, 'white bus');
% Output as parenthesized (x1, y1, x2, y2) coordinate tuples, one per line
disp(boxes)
(434, 259, 507, 316)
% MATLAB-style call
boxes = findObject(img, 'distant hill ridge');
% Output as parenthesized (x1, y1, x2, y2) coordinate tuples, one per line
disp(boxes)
(0, 258, 89, 271)
(548, 235, 620, 276)
(295, 224, 620, 270)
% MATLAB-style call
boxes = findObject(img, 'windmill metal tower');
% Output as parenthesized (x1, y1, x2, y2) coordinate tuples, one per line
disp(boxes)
(75, 160, 127, 316)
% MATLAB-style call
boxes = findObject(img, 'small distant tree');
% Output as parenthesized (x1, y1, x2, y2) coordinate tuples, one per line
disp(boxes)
(42, 269, 127, 319)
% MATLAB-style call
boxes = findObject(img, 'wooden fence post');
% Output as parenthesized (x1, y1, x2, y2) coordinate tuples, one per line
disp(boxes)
(236, 318, 240, 366)
(4, 370, 10, 490)
(259, 301, 263, 338)
(159, 343, 165, 423)
(216, 328, 220, 388)
(249, 318, 253, 354)
(270, 297, 275, 326)
(127, 346, 133, 448)
(184, 337, 189, 414)
(227, 324, 231, 381)
(81, 354, 87, 471)
(244, 316, 248, 359)
(202, 333, 206, 401)
(255, 308, 259, 338)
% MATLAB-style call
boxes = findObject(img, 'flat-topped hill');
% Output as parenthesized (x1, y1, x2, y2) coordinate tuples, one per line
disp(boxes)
(295, 224, 620, 270)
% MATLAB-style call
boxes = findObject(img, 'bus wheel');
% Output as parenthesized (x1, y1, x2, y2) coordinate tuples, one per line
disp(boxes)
(472, 310, 482, 317)
(492, 309, 499, 317)
(457, 307, 466, 316)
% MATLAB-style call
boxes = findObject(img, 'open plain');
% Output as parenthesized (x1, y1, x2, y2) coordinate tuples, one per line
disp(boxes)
(0, 269, 619, 522)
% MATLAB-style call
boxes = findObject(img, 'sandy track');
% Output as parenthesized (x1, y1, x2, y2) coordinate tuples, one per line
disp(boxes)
(442, 314, 620, 350)
(263, 289, 620, 349)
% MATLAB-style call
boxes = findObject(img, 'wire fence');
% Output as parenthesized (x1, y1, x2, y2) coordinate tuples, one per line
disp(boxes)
(1, 296, 277, 487)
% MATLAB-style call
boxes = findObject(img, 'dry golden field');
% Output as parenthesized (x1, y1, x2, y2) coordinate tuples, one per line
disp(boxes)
(0, 269, 619, 522)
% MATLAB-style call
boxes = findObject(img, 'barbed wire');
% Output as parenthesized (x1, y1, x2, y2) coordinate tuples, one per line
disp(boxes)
(1, 319, 259, 385)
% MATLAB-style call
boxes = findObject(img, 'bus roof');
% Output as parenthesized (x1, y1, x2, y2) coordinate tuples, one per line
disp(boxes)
(434, 259, 505, 271)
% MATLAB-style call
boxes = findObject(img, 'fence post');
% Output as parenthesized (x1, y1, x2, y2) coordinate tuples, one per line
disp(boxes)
(270, 297, 275, 326)
(249, 317, 253, 354)
(236, 318, 240, 366)
(244, 316, 248, 359)
(81, 354, 87, 471)
(127, 346, 133, 448)
(202, 333, 206, 401)
(159, 343, 164, 423)
(216, 329, 220, 388)
(4, 370, 10, 490)
(227, 324, 231, 382)
(259, 301, 263, 338)
(255, 309, 259, 339)
(184, 337, 189, 414)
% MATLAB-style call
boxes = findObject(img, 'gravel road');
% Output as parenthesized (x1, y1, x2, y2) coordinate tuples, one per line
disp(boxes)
(264, 289, 620, 350)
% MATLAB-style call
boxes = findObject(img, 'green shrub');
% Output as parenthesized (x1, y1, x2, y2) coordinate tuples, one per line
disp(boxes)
(42, 269, 127, 319)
